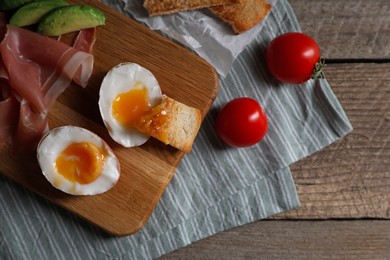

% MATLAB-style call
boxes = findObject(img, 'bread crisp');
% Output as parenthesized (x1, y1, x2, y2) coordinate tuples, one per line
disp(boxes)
(144, 0, 243, 16)
(133, 95, 201, 153)
(210, 0, 271, 34)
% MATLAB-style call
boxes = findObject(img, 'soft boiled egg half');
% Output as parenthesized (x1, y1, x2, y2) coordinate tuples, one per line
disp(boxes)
(37, 126, 120, 195)
(98, 63, 162, 147)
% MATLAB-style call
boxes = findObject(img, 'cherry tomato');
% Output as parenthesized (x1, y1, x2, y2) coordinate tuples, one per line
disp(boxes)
(215, 98, 268, 147)
(266, 32, 321, 84)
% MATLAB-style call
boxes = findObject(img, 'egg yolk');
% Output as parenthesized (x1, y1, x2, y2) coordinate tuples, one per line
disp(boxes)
(55, 142, 105, 184)
(112, 84, 150, 128)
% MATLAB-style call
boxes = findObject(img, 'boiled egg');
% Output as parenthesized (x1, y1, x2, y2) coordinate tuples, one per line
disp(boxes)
(37, 126, 120, 195)
(98, 63, 162, 147)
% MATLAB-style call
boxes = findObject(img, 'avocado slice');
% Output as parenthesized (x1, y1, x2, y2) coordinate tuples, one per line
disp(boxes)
(0, 0, 32, 11)
(10, 0, 70, 27)
(37, 5, 106, 36)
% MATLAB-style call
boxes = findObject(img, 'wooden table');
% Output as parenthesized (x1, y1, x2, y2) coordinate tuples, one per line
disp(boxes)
(162, 0, 390, 258)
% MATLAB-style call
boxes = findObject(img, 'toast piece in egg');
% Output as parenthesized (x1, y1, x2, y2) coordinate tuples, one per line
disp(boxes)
(209, 0, 271, 34)
(143, 0, 243, 16)
(133, 95, 201, 153)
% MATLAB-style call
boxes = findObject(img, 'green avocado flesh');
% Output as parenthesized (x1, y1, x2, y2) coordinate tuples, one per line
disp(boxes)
(37, 5, 106, 36)
(0, 0, 32, 11)
(10, 0, 70, 27)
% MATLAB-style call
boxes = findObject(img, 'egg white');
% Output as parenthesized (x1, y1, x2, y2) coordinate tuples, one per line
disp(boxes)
(98, 62, 162, 147)
(37, 126, 120, 195)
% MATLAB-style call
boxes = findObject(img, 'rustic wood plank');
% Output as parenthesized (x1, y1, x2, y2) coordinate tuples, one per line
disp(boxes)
(289, 0, 390, 59)
(161, 220, 390, 259)
(277, 63, 390, 219)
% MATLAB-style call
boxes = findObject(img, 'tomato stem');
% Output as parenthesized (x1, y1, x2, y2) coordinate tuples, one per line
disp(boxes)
(311, 57, 326, 80)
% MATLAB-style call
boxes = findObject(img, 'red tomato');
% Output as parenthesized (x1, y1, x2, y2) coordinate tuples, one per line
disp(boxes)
(215, 98, 268, 147)
(266, 32, 321, 84)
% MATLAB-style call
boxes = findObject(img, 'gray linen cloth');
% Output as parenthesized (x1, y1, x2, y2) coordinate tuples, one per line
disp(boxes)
(0, 0, 352, 259)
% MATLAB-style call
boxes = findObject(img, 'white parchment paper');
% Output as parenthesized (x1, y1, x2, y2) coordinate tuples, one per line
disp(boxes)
(122, 0, 278, 77)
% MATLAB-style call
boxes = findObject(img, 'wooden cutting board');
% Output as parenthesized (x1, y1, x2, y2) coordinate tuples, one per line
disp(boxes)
(0, 0, 218, 236)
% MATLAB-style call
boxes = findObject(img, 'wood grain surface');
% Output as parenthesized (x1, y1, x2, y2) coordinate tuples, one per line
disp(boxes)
(161, 220, 390, 259)
(163, 0, 390, 258)
(0, 0, 218, 236)
(289, 0, 390, 60)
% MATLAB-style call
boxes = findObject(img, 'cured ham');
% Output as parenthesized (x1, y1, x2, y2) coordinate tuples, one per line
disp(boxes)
(12, 100, 49, 154)
(74, 28, 97, 54)
(0, 81, 18, 148)
(72, 28, 97, 87)
(0, 22, 95, 153)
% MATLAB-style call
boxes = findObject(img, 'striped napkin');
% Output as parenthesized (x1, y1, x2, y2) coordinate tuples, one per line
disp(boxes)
(0, 0, 352, 259)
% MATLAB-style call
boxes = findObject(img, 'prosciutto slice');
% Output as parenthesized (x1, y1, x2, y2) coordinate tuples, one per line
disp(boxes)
(0, 23, 94, 153)
(72, 28, 97, 86)
(0, 80, 18, 148)
(74, 28, 96, 54)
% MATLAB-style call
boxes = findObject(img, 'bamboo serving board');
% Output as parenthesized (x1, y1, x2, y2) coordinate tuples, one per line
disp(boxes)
(0, 0, 218, 236)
